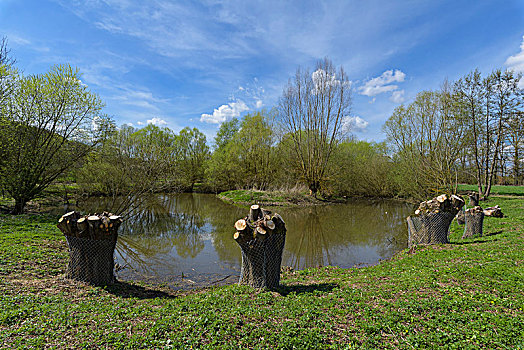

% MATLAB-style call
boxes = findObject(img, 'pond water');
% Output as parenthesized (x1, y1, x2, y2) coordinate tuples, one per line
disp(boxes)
(69, 193, 413, 289)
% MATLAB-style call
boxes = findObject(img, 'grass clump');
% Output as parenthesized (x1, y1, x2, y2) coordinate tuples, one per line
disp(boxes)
(0, 196, 523, 348)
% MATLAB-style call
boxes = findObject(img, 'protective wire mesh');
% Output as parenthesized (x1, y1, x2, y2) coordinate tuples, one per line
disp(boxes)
(462, 211, 484, 239)
(237, 231, 286, 290)
(65, 236, 117, 285)
(407, 212, 455, 247)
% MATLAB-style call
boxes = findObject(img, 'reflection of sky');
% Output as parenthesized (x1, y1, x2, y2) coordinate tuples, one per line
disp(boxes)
(81, 193, 412, 286)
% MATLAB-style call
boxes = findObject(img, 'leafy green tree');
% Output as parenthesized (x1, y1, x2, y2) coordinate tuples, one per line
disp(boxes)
(384, 85, 466, 199)
(214, 118, 239, 150)
(205, 120, 240, 191)
(176, 127, 210, 191)
(78, 124, 178, 215)
(0, 64, 109, 214)
(206, 112, 274, 191)
(329, 140, 397, 197)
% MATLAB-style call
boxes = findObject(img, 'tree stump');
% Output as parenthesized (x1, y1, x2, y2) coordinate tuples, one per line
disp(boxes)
(462, 206, 484, 238)
(407, 194, 465, 247)
(233, 205, 286, 289)
(57, 211, 122, 285)
(455, 209, 465, 225)
(468, 192, 479, 206)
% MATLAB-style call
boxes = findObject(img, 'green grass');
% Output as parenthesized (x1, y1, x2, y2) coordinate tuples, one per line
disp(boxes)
(457, 183, 524, 196)
(218, 189, 327, 207)
(1, 197, 523, 348)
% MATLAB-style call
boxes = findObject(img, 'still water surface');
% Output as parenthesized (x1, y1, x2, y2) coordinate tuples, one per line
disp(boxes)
(75, 193, 413, 289)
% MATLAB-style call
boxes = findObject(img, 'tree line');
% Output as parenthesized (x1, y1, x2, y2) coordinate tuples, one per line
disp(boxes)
(384, 69, 523, 199)
(1, 37, 523, 214)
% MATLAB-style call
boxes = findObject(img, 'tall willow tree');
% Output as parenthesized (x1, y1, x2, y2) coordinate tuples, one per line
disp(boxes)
(278, 58, 351, 196)
(384, 85, 467, 199)
(454, 69, 522, 198)
(0, 64, 110, 214)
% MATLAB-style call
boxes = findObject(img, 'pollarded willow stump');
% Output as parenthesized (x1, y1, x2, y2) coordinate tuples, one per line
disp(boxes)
(57, 211, 123, 285)
(468, 192, 480, 206)
(233, 205, 286, 289)
(406, 194, 465, 248)
(462, 206, 484, 239)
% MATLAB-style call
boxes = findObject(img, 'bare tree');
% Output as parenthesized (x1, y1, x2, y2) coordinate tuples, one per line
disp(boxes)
(278, 58, 351, 196)
(507, 111, 524, 184)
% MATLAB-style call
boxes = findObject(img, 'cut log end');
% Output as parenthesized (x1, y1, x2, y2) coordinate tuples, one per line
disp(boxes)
(249, 205, 262, 222)
(266, 220, 275, 230)
(235, 219, 247, 231)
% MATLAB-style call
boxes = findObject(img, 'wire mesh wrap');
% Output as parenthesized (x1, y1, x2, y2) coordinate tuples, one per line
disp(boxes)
(407, 212, 455, 247)
(238, 238, 267, 289)
(65, 236, 117, 285)
(234, 206, 286, 289)
(462, 210, 484, 239)
(265, 231, 286, 289)
(57, 211, 122, 286)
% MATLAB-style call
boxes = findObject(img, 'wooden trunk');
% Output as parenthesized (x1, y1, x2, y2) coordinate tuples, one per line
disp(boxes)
(407, 194, 465, 247)
(462, 207, 484, 239)
(468, 192, 480, 206)
(233, 205, 286, 289)
(57, 211, 122, 286)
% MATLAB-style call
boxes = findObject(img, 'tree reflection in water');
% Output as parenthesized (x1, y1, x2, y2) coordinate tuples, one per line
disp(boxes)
(75, 194, 413, 285)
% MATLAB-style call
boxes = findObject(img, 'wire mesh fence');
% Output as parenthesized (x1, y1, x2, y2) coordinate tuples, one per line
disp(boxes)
(462, 210, 484, 239)
(65, 236, 117, 285)
(234, 206, 286, 290)
(407, 212, 455, 247)
(57, 211, 122, 286)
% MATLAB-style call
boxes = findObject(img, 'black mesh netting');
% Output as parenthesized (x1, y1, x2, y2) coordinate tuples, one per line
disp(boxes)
(237, 231, 286, 289)
(406, 212, 455, 247)
(234, 207, 286, 290)
(462, 211, 484, 239)
(65, 236, 117, 285)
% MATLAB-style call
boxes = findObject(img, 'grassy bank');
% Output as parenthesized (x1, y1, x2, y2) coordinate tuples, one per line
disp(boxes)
(457, 183, 524, 196)
(1, 196, 523, 348)
(218, 189, 342, 207)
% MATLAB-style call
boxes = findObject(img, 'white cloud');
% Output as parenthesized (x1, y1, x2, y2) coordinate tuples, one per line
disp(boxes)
(359, 69, 406, 103)
(311, 69, 351, 95)
(255, 100, 263, 108)
(505, 35, 524, 88)
(137, 121, 144, 125)
(390, 90, 405, 103)
(200, 100, 249, 124)
(147, 117, 167, 126)
(8, 34, 31, 46)
(342, 116, 369, 133)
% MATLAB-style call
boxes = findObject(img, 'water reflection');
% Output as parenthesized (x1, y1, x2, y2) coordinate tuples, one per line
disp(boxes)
(71, 193, 412, 288)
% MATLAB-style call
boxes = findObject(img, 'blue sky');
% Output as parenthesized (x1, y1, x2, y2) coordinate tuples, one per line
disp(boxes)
(1, 0, 524, 143)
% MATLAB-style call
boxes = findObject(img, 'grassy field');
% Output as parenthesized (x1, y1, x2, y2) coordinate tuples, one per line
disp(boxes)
(457, 183, 524, 196)
(0, 196, 523, 348)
